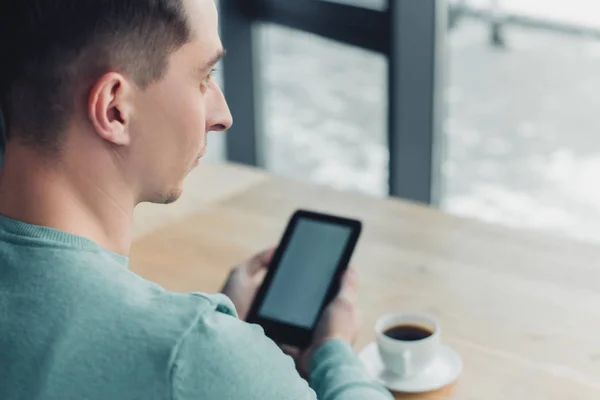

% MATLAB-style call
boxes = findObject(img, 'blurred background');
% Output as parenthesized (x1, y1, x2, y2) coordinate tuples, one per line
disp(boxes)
(2, 0, 600, 245)
(205, 0, 600, 245)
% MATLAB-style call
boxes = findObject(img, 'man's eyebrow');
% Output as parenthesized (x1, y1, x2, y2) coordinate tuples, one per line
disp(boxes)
(202, 48, 226, 71)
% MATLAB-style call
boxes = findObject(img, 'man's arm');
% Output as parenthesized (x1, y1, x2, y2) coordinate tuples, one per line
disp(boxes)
(310, 339, 393, 400)
(170, 307, 392, 400)
(170, 298, 316, 399)
(170, 283, 393, 400)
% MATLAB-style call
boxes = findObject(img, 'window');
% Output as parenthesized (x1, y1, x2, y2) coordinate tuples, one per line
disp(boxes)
(258, 23, 389, 196)
(443, 0, 600, 242)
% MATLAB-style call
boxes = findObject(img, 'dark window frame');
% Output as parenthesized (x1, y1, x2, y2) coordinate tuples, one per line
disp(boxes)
(220, 0, 447, 204)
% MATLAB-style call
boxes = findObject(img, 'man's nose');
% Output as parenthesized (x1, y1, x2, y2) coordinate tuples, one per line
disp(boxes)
(207, 85, 233, 132)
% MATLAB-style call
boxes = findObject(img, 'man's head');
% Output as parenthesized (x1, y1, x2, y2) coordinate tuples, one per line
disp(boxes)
(0, 0, 232, 204)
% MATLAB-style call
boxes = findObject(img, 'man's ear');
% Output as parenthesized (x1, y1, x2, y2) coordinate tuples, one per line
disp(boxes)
(88, 72, 134, 146)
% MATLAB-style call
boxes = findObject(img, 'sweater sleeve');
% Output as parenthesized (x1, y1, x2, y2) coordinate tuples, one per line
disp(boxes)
(170, 298, 317, 400)
(170, 294, 392, 400)
(309, 339, 394, 400)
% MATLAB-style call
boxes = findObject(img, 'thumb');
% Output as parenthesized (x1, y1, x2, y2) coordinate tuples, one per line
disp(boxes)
(247, 248, 276, 275)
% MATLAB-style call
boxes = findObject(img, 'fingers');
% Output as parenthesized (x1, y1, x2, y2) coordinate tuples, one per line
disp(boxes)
(339, 268, 358, 301)
(249, 269, 265, 286)
(279, 344, 300, 358)
(259, 247, 276, 265)
(247, 247, 276, 275)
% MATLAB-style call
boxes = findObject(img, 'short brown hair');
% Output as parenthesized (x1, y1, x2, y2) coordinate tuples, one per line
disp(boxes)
(0, 0, 192, 153)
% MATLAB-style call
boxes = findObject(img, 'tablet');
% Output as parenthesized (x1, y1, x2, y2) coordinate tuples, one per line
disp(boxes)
(246, 209, 362, 348)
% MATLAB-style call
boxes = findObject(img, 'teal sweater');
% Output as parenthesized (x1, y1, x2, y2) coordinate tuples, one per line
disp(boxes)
(0, 216, 392, 399)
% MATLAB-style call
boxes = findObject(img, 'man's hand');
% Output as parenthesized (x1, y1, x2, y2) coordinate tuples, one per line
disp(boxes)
(221, 248, 275, 321)
(283, 269, 363, 378)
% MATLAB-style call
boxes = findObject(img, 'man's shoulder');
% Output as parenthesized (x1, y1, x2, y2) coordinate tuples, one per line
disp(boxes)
(144, 290, 239, 342)
(102, 278, 239, 347)
(66, 265, 239, 365)
(85, 274, 314, 399)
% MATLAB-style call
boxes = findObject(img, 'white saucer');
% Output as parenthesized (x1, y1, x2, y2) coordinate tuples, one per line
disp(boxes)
(358, 342, 463, 393)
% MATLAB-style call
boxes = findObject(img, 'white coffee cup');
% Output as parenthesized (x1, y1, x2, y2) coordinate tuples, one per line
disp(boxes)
(375, 312, 440, 379)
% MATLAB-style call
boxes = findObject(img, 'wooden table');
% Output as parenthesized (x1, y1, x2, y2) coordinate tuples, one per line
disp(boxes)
(130, 163, 600, 399)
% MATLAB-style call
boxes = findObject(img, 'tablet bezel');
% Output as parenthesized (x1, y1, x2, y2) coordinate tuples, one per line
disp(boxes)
(246, 209, 362, 349)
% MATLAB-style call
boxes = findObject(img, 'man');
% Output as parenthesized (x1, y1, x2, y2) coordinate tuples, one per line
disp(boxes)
(0, 0, 393, 399)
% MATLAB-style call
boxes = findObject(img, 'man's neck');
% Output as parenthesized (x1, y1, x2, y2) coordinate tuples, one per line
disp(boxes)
(0, 143, 135, 256)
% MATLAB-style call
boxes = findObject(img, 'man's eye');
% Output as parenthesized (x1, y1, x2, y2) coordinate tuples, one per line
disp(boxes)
(202, 69, 217, 86)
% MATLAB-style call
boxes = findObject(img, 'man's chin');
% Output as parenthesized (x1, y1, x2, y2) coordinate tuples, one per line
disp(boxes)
(147, 188, 183, 205)
(161, 190, 183, 205)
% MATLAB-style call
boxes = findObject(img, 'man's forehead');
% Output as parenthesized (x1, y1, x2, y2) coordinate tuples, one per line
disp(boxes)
(179, 0, 221, 62)
(184, 0, 220, 45)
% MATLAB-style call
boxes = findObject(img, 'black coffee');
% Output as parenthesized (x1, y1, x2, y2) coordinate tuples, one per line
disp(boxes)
(383, 324, 433, 341)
